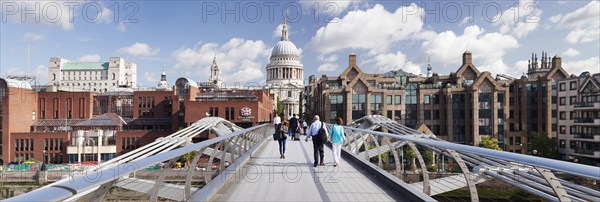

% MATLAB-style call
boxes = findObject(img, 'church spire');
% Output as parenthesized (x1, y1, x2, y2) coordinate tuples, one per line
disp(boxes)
(157, 64, 169, 89)
(281, 16, 289, 41)
(210, 55, 222, 88)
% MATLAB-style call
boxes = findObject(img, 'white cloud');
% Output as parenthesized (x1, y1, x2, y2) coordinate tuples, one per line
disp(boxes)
(35, 65, 48, 84)
(317, 54, 338, 63)
(306, 3, 431, 55)
(421, 25, 519, 75)
(118, 43, 160, 58)
(78, 54, 101, 62)
(549, 1, 600, 43)
(273, 24, 283, 38)
(117, 22, 127, 32)
(459, 16, 472, 26)
(22, 32, 46, 41)
(368, 51, 421, 74)
(144, 72, 158, 83)
(172, 38, 270, 83)
(317, 63, 338, 72)
(563, 48, 581, 57)
(562, 57, 600, 74)
(495, 0, 542, 38)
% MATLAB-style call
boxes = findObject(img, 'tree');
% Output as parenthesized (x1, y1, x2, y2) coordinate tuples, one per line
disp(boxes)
(276, 97, 284, 118)
(403, 146, 417, 172)
(530, 133, 558, 159)
(181, 150, 199, 168)
(481, 136, 503, 151)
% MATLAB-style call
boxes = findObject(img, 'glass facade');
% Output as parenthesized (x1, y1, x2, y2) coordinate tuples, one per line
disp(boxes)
(329, 94, 344, 123)
(405, 83, 418, 128)
(452, 94, 466, 143)
(352, 94, 366, 120)
(370, 94, 382, 114)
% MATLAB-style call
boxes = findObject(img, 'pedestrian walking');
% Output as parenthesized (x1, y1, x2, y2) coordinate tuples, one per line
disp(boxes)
(329, 117, 346, 167)
(305, 115, 328, 167)
(273, 114, 281, 133)
(278, 120, 288, 159)
(301, 119, 308, 135)
(289, 114, 299, 140)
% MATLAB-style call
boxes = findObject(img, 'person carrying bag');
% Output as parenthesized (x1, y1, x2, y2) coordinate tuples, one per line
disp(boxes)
(278, 120, 288, 159)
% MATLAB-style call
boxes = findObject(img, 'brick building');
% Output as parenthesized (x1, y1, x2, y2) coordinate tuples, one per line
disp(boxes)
(310, 51, 570, 153)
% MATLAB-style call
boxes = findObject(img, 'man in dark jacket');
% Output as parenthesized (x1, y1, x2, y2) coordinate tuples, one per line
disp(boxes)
(288, 114, 299, 140)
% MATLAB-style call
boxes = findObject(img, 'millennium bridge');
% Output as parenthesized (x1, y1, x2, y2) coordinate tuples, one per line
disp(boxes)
(5, 116, 600, 201)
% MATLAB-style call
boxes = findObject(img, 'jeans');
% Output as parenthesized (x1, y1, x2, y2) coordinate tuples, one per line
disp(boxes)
(278, 139, 286, 155)
(288, 127, 296, 138)
(332, 143, 342, 164)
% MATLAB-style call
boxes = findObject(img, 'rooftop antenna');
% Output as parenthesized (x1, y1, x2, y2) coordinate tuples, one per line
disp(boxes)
(27, 44, 30, 77)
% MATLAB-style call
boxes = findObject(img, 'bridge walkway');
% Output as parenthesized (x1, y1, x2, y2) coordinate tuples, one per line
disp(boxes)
(212, 135, 406, 201)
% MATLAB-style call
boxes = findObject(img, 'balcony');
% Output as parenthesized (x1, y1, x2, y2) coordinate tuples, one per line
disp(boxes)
(573, 149, 600, 158)
(573, 117, 600, 125)
(573, 133, 600, 142)
(573, 102, 600, 110)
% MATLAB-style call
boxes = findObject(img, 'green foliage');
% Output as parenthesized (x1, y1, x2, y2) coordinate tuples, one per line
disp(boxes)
(369, 145, 389, 163)
(530, 133, 558, 159)
(276, 97, 284, 117)
(481, 136, 503, 151)
(427, 164, 438, 172)
(423, 149, 433, 164)
(181, 150, 199, 162)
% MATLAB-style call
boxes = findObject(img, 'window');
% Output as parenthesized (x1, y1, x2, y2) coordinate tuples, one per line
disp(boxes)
(551, 110, 557, 118)
(570, 96, 576, 105)
(570, 81, 577, 90)
(552, 96, 557, 104)
(515, 137, 522, 145)
(386, 95, 392, 105)
(559, 111, 566, 120)
(559, 140, 566, 148)
(424, 110, 431, 120)
(288, 91, 292, 97)
(559, 83, 566, 91)
(225, 107, 230, 120)
(570, 126, 576, 134)
(570, 111, 576, 120)
(370, 94, 382, 114)
(432, 110, 440, 119)
(559, 97, 566, 105)
(424, 95, 430, 104)
(432, 94, 440, 104)
(387, 110, 393, 119)
(394, 95, 401, 104)
(509, 137, 514, 145)
(394, 110, 401, 120)
(351, 94, 366, 120)
(559, 126, 566, 134)
(552, 124, 557, 132)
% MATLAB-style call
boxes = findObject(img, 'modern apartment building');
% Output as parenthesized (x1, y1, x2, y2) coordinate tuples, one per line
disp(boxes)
(557, 73, 600, 166)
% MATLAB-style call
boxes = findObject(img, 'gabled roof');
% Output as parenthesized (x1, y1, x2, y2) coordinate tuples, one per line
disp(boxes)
(578, 75, 600, 94)
(455, 63, 481, 78)
(544, 65, 569, 81)
(473, 72, 500, 90)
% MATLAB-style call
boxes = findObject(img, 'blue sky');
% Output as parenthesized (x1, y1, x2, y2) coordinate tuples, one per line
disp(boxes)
(1, 0, 599, 87)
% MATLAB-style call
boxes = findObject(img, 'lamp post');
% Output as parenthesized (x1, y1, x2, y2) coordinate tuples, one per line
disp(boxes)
(41, 150, 47, 171)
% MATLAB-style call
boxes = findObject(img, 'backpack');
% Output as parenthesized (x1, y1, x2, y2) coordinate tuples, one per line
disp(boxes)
(317, 122, 327, 143)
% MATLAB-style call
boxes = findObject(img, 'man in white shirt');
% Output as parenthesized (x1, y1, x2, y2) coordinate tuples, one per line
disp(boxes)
(273, 114, 281, 131)
(306, 115, 328, 167)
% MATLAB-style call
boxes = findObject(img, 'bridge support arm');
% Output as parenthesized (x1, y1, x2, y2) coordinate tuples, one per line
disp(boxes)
(407, 142, 430, 195)
(447, 149, 479, 202)
(534, 167, 571, 202)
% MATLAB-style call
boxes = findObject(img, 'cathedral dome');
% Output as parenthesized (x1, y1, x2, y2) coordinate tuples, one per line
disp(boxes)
(271, 40, 299, 57)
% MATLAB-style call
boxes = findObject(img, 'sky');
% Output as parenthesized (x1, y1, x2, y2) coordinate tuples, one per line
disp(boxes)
(1, 0, 599, 87)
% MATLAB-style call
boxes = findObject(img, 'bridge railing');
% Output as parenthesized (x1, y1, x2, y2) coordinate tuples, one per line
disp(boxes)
(338, 115, 600, 202)
(6, 118, 274, 202)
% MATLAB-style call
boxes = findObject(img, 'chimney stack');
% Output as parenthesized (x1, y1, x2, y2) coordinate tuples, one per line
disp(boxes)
(349, 52, 356, 66)
(462, 51, 472, 65)
(552, 56, 562, 69)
